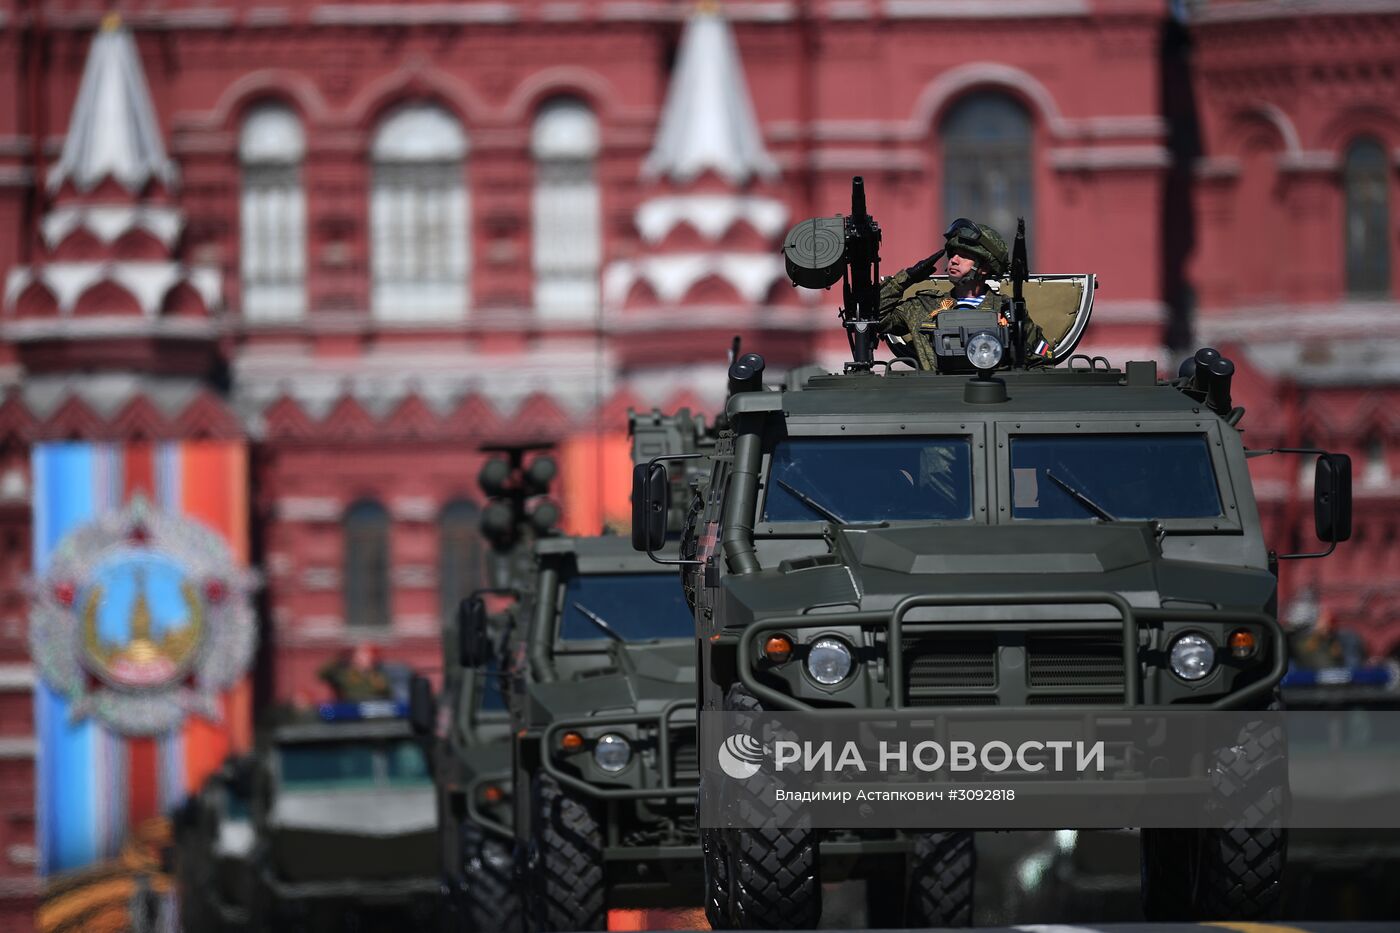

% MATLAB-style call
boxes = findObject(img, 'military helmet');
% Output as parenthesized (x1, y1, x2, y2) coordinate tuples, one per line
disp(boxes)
(944, 219, 1008, 278)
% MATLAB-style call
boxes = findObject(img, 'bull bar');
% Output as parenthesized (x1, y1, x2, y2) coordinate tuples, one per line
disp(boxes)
(735, 591, 1284, 714)
(540, 697, 699, 801)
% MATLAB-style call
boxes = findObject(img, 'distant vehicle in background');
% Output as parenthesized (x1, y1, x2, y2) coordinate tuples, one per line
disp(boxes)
(247, 702, 439, 931)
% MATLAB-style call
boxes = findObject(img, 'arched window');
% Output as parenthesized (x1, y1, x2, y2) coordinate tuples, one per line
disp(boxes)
(439, 499, 487, 623)
(1365, 434, 1390, 488)
(371, 104, 469, 320)
(1344, 137, 1390, 298)
(240, 104, 306, 321)
(344, 500, 390, 629)
(532, 98, 601, 318)
(941, 93, 1034, 256)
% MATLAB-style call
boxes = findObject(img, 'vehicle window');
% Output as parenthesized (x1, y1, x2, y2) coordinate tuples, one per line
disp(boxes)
(559, 573, 692, 642)
(476, 656, 509, 713)
(279, 743, 376, 789)
(225, 793, 250, 822)
(763, 437, 973, 523)
(385, 739, 431, 785)
(1010, 434, 1222, 520)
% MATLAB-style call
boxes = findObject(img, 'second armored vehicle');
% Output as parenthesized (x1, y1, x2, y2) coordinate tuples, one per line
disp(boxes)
(249, 702, 439, 931)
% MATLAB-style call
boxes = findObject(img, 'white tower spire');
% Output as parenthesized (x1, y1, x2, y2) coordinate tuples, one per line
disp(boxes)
(49, 15, 177, 193)
(642, 4, 778, 185)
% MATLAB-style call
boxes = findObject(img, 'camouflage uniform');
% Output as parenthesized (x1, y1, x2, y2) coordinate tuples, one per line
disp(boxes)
(877, 222, 1054, 371)
(319, 660, 393, 701)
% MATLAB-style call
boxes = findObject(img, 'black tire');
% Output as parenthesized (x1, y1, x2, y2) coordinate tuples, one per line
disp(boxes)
(527, 773, 606, 932)
(905, 831, 976, 927)
(460, 821, 520, 933)
(1140, 699, 1288, 921)
(701, 826, 731, 930)
(721, 684, 821, 930)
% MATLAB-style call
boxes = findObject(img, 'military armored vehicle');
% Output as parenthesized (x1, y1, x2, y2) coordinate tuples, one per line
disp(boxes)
(410, 445, 560, 931)
(248, 702, 439, 931)
(631, 179, 1354, 927)
(417, 591, 523, 932)
(509, 531, 701, 931)
(174, 755, 256, 932)
(490, 407, 712, 931)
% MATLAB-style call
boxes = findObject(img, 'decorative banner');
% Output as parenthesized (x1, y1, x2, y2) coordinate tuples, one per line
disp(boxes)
(30, 440, 254, 875)
(29, 496, 257, 735)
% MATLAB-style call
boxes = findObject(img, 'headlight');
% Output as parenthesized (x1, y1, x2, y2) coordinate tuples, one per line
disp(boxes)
(1169, 633, 1215, 681)
(966, 333, 1004, 371)
(593, 734, 631, 772)
(806, 637, 854, 685)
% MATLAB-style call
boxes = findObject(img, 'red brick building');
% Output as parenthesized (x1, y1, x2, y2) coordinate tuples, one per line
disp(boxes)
(1, 0, 1399, 921)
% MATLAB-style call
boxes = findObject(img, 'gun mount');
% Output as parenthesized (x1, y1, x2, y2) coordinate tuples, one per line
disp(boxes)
(783, 176, 884, 372)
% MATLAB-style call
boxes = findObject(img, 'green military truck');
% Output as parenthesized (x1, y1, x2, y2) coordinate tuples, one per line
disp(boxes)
(418, 592, 522, 932)
(502, 407, 716, 931)
(248, 702, 440, 931)
(174, 756, 256, 932)
(631, 188, 1353, 926)
(509, 531, 701, 931)
(411, 445, 560, 931)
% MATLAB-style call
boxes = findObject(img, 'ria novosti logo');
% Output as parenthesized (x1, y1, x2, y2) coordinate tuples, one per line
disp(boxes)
(718, 733, 764, 779)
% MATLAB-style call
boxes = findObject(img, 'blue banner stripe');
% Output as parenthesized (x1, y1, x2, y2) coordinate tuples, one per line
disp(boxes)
(33, 443, 101, 874)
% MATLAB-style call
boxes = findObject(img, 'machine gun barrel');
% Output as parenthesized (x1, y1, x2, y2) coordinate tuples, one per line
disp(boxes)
(1008, 217, 1029, 369)
(841, 176, 882, 370)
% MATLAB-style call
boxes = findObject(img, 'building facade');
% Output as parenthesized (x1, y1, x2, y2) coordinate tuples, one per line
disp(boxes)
(0, 0, 1398, 921)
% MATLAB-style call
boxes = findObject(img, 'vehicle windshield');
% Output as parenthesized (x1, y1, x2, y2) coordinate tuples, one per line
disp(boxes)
(279, 742, 377, 790)
(384, 739, 431, 785)
(559, 572, 692, 642)
(763, 437, 973, 523)
(1010, 434, 1222, 520)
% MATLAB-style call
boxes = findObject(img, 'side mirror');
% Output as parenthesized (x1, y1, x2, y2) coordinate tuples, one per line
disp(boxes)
(457, 596, 489, 669)
(408, 673, 436, 737)
(1315, 453, 1352, 543)
(631, 462, 671, 552)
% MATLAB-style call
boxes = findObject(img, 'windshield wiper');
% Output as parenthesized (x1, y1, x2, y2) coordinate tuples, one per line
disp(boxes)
(571, 602, 626, 642)
(1044, 469, 1117, 522)
(775, 479, 847, 525)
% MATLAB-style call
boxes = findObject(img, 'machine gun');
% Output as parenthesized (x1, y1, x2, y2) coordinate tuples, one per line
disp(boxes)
(1005, 217, 1029, 369)
(782, 176, 884, 372)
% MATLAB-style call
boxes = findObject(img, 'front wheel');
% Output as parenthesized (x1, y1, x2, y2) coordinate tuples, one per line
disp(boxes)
(700, 827, 731, 930)
(459, 821, 520, 932)
(905, 831, 976, 926)
(526, 773, 606, 932)
(1140, 703, 1288, 920)
(721, 684, 821, 929)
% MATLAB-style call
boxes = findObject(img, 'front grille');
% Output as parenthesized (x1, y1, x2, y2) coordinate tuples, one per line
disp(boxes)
(908, 695, 998, 707)
(906, 635, 996, 688)
(671, 738, 698, 777)
(1027, 635, 1124, 694)
(902, 630, 1127, 704)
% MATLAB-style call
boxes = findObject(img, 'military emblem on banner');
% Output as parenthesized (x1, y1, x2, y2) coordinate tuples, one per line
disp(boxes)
(29, 497, 258, 735)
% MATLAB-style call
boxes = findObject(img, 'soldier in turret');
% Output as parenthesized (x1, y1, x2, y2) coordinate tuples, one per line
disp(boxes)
(878, 219, 1054, 370)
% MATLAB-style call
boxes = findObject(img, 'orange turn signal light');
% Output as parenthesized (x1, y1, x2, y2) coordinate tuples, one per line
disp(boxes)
(763, 635, 794, 664)
(480, 783, 505, 804)
(560, 731, 584, 751)
(1228, 629, 1257, 659)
